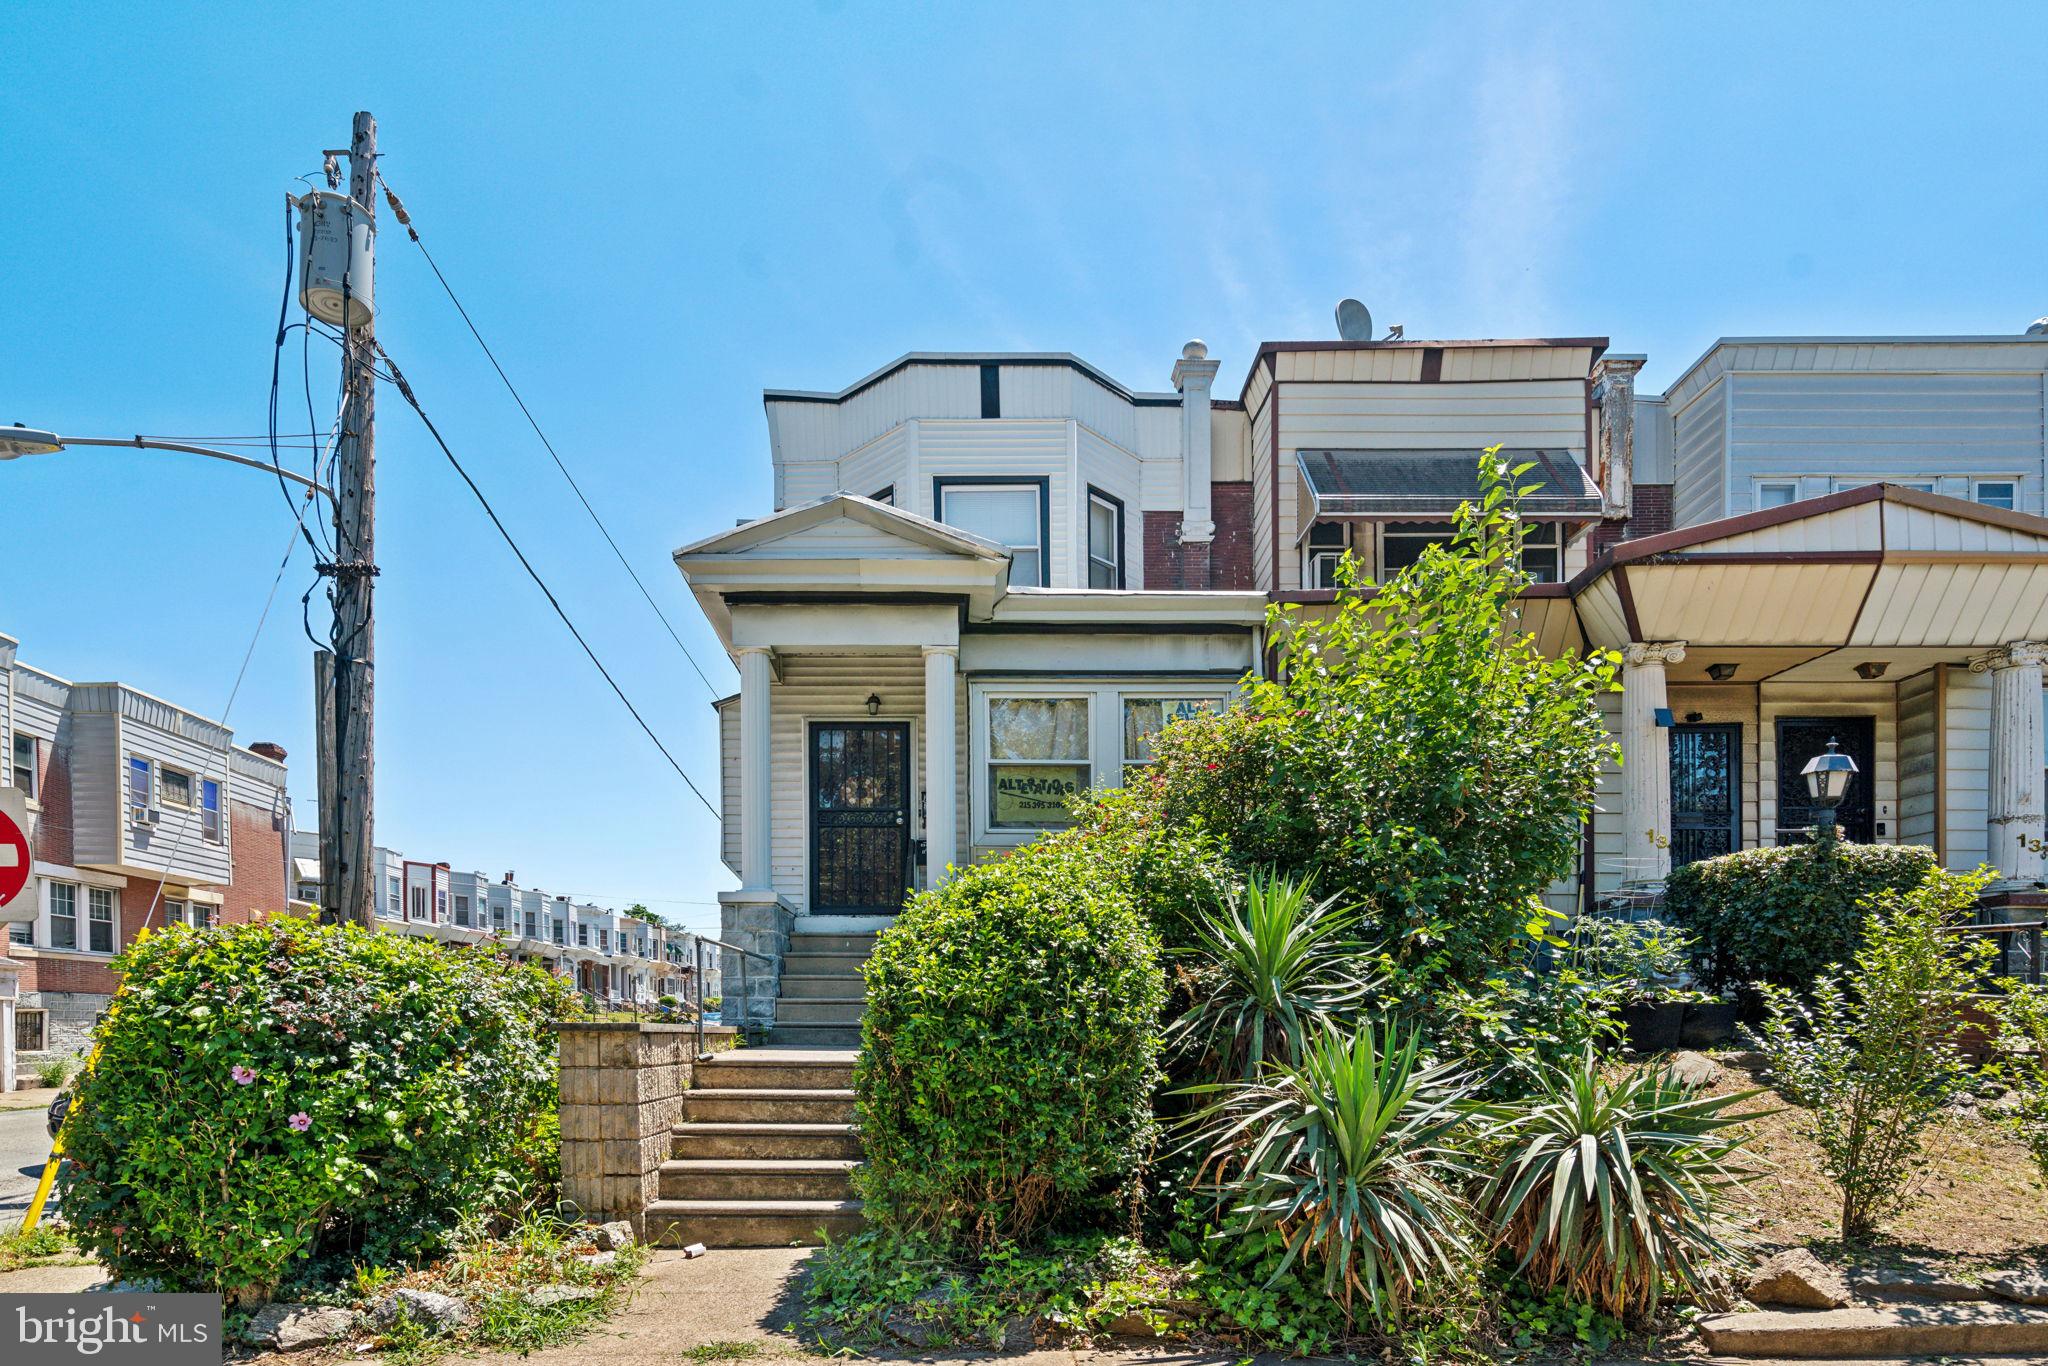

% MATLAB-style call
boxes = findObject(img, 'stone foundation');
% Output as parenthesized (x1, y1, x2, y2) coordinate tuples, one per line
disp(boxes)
(556, 1020, 739, 1233)
(719, 891, 793, 1032)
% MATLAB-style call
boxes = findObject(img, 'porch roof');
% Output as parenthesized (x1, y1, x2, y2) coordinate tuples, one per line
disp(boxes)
(1571, 483, 2048, 667)
(1295, 447, 1604, 520)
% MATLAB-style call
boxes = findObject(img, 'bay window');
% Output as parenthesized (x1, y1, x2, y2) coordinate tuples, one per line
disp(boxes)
(936, 478, 1048, 586)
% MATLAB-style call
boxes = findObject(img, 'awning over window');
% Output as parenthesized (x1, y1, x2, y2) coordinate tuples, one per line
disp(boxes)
(292, 856, 321, 884)
(1296, 448, 1604, 519)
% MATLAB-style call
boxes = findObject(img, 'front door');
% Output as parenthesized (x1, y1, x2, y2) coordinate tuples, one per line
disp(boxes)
(809, 721, 913, 914)
(1776, 716, 1876, 845)
(1670, 723, 1742, 868)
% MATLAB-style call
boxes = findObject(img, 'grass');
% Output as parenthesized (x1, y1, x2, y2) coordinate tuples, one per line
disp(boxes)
(0, 1221, 92, 1273)
(1706, 1051, 2048, 1271)
(687, 1341, 767, 1362)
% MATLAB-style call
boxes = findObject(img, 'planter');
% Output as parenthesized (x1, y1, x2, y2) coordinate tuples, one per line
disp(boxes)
(1680, 1000, 1741, 1047)
(1619, 1001, 1686, 1053)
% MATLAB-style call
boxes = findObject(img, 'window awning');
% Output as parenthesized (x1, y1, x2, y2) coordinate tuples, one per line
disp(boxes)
(292, 856, 321, 883)
(1296, 448, 1605, 520)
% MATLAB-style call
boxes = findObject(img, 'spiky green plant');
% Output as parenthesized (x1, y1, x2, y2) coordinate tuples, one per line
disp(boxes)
(1166, 872, 1381, 1080)
(1184, 1021, 1477, 1326)
(1477, 1051, 1761, 1321)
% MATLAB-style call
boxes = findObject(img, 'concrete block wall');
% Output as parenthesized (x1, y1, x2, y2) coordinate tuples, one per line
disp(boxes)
(720, 895, 793, 1031)
(556, 1021, 738, 1232)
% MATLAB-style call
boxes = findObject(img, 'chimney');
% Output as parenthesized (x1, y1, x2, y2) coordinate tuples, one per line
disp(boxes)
(1172, 339, 1220, 543)
(249, 741, 287, 762)
(1591, 354, 1646, 521)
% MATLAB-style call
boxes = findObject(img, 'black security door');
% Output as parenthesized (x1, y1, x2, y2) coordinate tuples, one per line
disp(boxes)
(810, 722, 912, 914)
(1776, 717, 1876, 845)
(1670, 723, 1742, 867)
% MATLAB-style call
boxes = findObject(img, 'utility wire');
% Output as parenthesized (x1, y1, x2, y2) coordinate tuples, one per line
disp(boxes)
(380, 180, 725, 698)
(375, 341, 720, 820)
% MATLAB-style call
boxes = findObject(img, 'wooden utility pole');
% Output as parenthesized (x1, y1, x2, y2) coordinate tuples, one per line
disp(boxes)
(324, 110, 379, 928)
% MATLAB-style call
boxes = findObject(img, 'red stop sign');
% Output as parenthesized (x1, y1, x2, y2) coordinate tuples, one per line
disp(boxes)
(0, 805, 28, 910)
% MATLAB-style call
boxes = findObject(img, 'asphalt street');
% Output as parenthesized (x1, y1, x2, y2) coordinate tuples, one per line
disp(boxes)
(0, 1105, 58, 1218)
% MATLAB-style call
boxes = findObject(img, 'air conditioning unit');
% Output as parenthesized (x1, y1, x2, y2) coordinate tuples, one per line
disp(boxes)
(131, 807, 161, 827)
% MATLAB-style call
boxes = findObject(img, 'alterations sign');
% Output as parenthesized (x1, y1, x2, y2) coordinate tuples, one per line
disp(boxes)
(0, 784, 31, 920)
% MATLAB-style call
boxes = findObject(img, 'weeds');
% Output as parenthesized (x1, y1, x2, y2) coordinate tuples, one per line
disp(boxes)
(0, 1221, 88, 1273)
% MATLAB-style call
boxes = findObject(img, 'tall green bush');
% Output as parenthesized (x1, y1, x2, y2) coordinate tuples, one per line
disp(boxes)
(60, 918, 573, 1300)
(1747, 866, 1995, 1240)
(1101, 450, 1619, 986)
(1665, 842, 1938, 993)
(854, 836, 1166, 1252)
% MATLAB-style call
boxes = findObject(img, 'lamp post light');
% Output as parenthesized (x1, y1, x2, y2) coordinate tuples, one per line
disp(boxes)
(0, 426, 335, 504)
(1801, 738, 1859, 850)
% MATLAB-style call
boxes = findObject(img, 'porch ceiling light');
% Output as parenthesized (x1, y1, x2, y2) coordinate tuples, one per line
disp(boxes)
(1706, 662, 1739, 681)
(865, 692, 881, 717)
(1854, 661, 1889, 680)
(1801, 738, 1859, 805)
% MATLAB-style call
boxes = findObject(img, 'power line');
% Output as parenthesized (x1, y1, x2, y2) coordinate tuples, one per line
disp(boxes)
(380, 179, 726, 699)
(374, 341, 720, 821)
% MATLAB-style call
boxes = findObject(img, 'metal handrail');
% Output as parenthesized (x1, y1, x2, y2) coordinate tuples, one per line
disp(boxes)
(696, 934, 775, 1057)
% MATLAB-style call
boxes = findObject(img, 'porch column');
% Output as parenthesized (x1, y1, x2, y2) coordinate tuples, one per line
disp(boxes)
(1973, 641, 2048, 885)
(1621, 641, 1686, 884)
(923, 646, 959, 887)
(736, 646, 774, 891)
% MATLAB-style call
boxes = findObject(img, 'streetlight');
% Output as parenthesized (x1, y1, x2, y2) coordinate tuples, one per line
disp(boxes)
(0, 426, 334, 504)
(1800, 738, 1859, 849)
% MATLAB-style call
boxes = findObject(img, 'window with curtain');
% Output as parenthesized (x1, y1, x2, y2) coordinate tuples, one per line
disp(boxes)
(987, 697, 1089, 829)
(937, 481, 1045, 586)
(160, 768, 194, 808)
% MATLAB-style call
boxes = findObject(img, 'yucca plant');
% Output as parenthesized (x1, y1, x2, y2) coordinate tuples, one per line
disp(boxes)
(1166, 871, 1381, 1080)
(1183, 1021, 1477, 1326)
(1477, 1051, 1761, 1321)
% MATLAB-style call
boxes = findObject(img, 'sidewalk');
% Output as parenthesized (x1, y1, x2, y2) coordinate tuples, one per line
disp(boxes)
(0, 1087, 60, 1113)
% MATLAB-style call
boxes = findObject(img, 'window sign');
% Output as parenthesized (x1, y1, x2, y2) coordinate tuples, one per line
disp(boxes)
(1122, 697, 1226, 779)
(988, 697, 1088, 829)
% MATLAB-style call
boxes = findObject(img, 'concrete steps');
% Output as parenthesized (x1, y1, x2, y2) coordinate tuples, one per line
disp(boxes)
(643, 1197, 864, 1248)
(769, 930, 877, 1048)
(1699, 1302, 2048, 1357)
(654, 1044, 865, 1249)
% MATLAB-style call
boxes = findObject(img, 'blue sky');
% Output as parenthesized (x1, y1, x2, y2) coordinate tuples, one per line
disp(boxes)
(3, 4, 2043, 930)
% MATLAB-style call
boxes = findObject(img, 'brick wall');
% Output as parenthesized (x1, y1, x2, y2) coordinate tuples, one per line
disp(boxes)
(221, 799, 286, 925)
(1588, 484, 1676, 558)
(31, 737, 73, 868)
(1141, 481, 1254, 590)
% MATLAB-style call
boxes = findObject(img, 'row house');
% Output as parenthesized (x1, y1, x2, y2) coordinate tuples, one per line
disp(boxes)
(672, 321, 2048, 1026)
(0, 628, 293, 1086)
(289, 832, 719, 1006)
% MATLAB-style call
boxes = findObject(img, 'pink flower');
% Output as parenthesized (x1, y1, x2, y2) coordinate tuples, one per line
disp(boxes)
(288, 1111, 312, 1133)
(230, 1065, 256, 1086)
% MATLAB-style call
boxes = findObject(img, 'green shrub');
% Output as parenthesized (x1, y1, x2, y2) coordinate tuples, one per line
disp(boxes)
(1747, 865, 1996, 1240)
(1065, 781, 1240, 952)
(1666, 842, 1937, 993)
(1183, 1022, 1477, 1327)
(1986, 984, 2048, 1183)
(1102, 450, 1619, 987)
(60, 918, 575, 1300)
(854, 837, 1166, 1252)
(1477, 1050, 1759, 1321)
(1165, 871, 1380, 1081)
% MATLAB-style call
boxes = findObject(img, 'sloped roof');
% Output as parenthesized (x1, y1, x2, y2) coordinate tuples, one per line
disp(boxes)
(1297, 448, 1603, 518)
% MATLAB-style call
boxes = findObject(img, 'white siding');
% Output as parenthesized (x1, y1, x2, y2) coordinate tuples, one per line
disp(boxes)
(1589, 687, 1625, 898)
(1076, 425, 1144, 587)
(716, 696, 740, 875)
(1634, 395, 1675, 484)
(1941, 663, 1992, 871)
(767, 364, 982, 463)
(1672, 377, 1729, 528)
(915, 420, 1075, 586)
(839, 425, 911, 502)
(1726, 373, 2046, 516)
(1897, 669, 1938, 849)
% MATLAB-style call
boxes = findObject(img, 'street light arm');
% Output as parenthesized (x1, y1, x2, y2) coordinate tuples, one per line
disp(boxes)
(54, 435, 335, 505)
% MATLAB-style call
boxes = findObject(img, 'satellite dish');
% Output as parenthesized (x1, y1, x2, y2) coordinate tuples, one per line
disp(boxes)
(2028, 317, 2048, 338)
(1335, 298, 1373, 342)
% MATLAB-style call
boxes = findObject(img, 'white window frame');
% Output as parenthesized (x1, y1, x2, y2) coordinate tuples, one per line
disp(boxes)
(47, 880, 80, 951)
(25, 868, 124, 955)
(87, 885, 117, 952)
(969, 681, 1237, 846)
(1755, 480, 1800, 509)
(1830, 477, 1937, 493)
(1120, 696, 1230, 784)
(1086, 487, 1125, 589)
(1974, 478, 2020, 511)
(935, 478, 1048, 587)
(198, 777, 223, 843)
(1519, 521, 1566, 584)
(159, 766, 195, 810)
(1303, 521, 1352, 589)
(127, 755, 154, 824)
(11, 732, 36, 800)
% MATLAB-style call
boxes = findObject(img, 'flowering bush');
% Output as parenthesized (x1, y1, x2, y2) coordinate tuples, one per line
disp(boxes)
(60, 917, 574, 1301)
